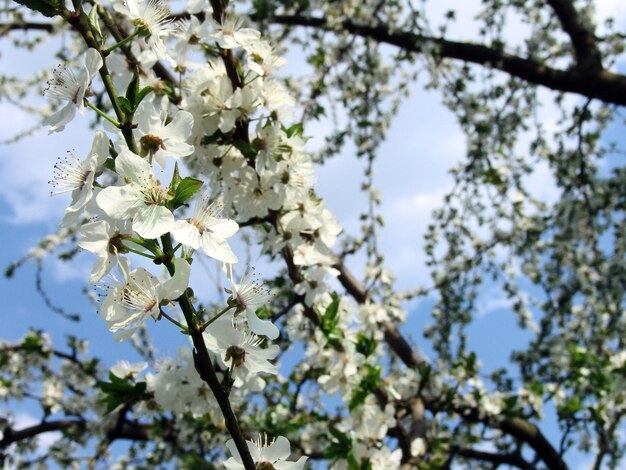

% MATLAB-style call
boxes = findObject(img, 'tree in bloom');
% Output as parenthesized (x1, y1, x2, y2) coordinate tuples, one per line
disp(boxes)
(2, 0, 626, 469)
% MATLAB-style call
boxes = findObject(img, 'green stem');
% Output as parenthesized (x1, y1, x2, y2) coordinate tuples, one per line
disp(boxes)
(104, 29, 140, 54)
(125, 247, 155, 260)
(200, 305, 234, 331)
(124, 237, 165, 258)
(84, 100, 120, 127)
(159, 308, 190, 333)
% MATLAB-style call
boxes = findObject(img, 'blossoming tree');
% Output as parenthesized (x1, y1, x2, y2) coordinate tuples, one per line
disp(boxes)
(1, 0, 626, 469)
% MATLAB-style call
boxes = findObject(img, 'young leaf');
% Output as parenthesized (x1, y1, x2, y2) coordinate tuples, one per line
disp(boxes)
(126, 68, 140, 109)
(169, 162, 182, 192)
(14, 0, 60, 18)
(136, 86, 154, 109)
(116, 96, 133, 117)
(88, 7, 103, 47)
(283, 122, 304, 138)
(102, 158, 116, 172)
(172, 177, 203, 207)
(97, 373, 148, 414)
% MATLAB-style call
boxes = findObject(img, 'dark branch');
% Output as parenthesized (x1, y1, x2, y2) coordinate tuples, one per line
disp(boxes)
(546, 0, 603, 72)
(451, 446, 535, 470)
(0, 22, 55, 35)
(260, 14, 626, 107)
(0, 418, 168, 449)
(432, 401, 570, 470)
(0, 420, 84, 449)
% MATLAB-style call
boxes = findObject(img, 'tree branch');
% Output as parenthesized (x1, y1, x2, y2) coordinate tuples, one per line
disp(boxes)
(0, 417, 171, 449)
(432, 401, 569, 470)
(260, 14, 626, 107)
(0, 420, 84, 449)
(545, 0, 603, 72)
(0, 21, 55, 36)
(451, 445, 535, 470)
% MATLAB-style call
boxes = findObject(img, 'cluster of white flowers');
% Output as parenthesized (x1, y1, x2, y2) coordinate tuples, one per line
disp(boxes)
(42, 1, 331, 466)
(38, 0, 491, 465)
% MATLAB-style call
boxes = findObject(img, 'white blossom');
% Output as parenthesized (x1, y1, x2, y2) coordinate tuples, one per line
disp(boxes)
(96, 149, 175, 239)
(114, 0, 177, 64)
(224, 435, 307, 470)
(99, 258, 190, 340)
(133, 99, 194, 167)
(171, 194, 239, 263)
(43, 48, 102, 133)
(78, 218, 133, 284)
(226, 264, 279, 340)
(203, 316, 279, 385)
(50, 130, 109, 227)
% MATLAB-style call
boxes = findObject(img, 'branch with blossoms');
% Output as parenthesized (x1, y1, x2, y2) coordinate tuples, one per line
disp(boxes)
(8, 0, 315, 467)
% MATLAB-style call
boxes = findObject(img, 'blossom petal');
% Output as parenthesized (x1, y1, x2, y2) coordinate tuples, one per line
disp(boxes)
(84, 48, 103, 77)
(274, 456, 308, 469)
(171, 220, 202, 249)
(44, 104, 76, 133)
(158, 258, 190, 301)
(96, 185, 144, 219)
(208, 218, 239, 238)
(246, 308, 279, 340)
(78, 220, 112, 253)
(132, 204, 174, 239)
(200, 233, 238, 263)
(90, 255, 115, 284)
(115, 150, 153, 186)
(90, 130, 110, 166)
(261, 436, 291, 462)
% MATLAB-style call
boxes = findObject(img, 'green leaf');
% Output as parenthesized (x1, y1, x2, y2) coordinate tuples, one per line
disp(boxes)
(172, 177, 203, 207)
(102, 158, 116, 172)
(233, 139, 256, 160)
(483, 167, 503, 187)
(136, 86, 153, 108)
(255, 305, 271, 320)
(126, 68, 140, 109)
(88, 7, 103, 47)
(14, 0, 61, 18)
(169, 162, 182, 191)
(320, 292, 340, 329)
(97, 373, 148, 414)
(283, 122, 304, 138)
(348, 364, 382, 411)
(355, 333, 377, 357)
(116, 96, 133, 117)
(324, 426, 352, 460)
(22, 332, 45, 354)
(318, 292, 343, 345)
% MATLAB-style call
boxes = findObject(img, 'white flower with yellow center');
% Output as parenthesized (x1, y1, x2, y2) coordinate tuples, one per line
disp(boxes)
(225, 264, 279, 340)
(134, 100, 194, 167)
(208, 15, 260, 49)
(78, 218, 132, 284)
(99, 258, 190, 341)
(114, 0, 176, 65)
(96, 150, 174, 239)
(172, 193, 239, 263)
(44, 48, 102, 133)
(203, 316, 279, 384)
(224, 435, 307, 470)
(49, 130, 108, 227)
